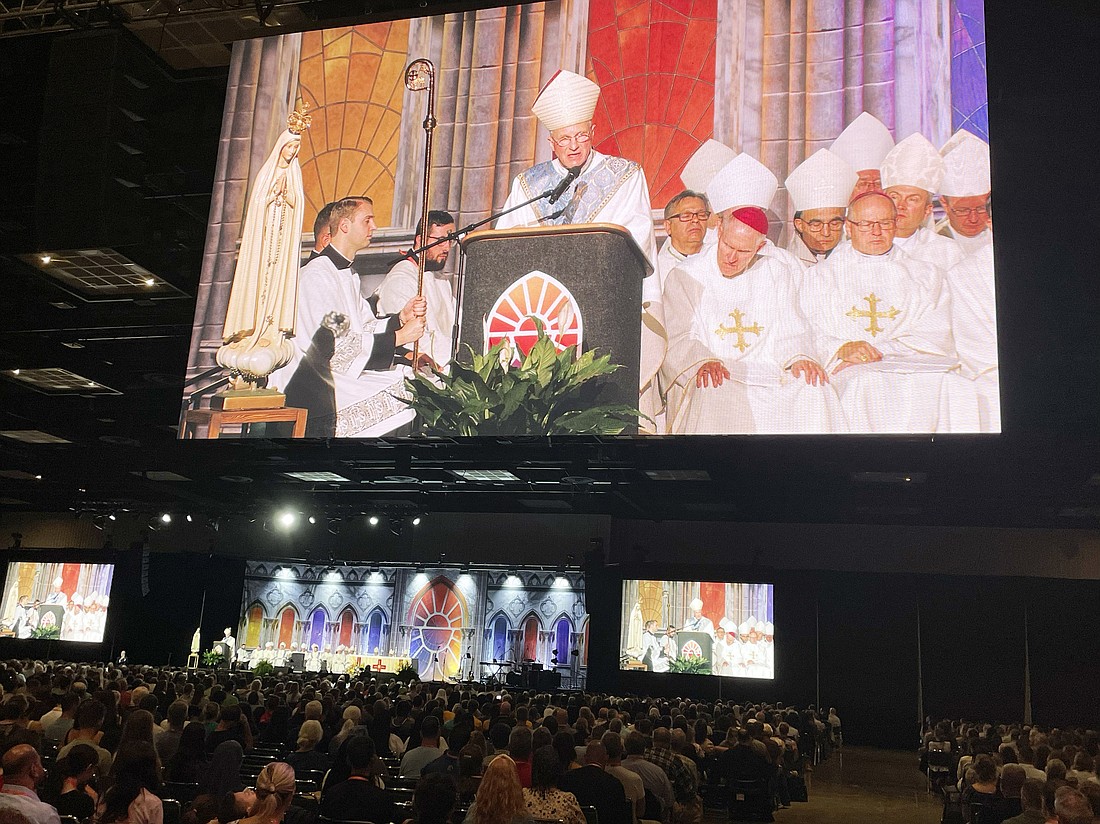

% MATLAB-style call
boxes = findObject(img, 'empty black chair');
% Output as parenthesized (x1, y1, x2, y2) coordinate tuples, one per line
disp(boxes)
(162, 798, 183, 824)
(728, 778, 773, 822)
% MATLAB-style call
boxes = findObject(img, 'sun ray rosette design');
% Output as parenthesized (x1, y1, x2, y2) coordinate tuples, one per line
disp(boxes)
(484, 271, 583, 367)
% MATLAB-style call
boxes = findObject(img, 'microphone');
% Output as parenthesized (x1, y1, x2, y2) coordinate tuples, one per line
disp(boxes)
(547, 165, 581, 204)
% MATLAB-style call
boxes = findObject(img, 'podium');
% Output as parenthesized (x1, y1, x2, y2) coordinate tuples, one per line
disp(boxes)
(675, 631, 713, 673)
(459, 224, 651, 410)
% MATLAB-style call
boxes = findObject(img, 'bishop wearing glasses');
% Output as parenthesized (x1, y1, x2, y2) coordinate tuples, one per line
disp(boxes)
(799, 191, 980, 433)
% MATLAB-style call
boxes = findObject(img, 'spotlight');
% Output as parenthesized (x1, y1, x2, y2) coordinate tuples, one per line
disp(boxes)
(277, 511, 297, 529)
(411, 515, 422, 526)
(185, 514, 193, 523)
(108, 513, 117, 521)
(308, 515, 317, 525)
(368, 515, 380, 526)
(160, 513, 172, 524)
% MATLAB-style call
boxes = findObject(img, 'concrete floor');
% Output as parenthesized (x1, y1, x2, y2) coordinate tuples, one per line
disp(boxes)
(707, 746, 943, 824)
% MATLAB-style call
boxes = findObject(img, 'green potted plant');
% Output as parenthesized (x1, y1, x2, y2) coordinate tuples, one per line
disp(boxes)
(202, 650, 225, 667)
(402, 326, 645, 435)
(668, 656, 711, 675)
(251, 659, 274, 677)
(394, 662, 420, 683)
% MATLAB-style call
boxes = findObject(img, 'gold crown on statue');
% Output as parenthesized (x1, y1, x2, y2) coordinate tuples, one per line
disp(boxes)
(287, 103, 312, 135)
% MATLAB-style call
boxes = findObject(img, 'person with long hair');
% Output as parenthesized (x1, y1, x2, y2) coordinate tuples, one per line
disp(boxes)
(523, 747, 583, 824)
(165, 722, 209, 783)
(224, 763, 295, 824)
(327, 706, 361, 756)
(464, 755, 533, 824)
(198, 741, 244, 798)
(49, 743, 100, 820)
(95, 741, 162, 824)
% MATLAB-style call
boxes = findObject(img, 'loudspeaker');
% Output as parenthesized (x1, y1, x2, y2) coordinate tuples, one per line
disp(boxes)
(536, 670, 561, 690)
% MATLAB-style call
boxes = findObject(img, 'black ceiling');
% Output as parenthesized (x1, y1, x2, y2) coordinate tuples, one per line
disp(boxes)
(0, 0, 1098, 535)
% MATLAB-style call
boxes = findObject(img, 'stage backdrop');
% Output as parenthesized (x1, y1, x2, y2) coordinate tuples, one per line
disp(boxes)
(239, 561, 588, 682)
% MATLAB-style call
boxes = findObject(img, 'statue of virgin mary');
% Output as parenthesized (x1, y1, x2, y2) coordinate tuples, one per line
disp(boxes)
(216, 105, 311, 392)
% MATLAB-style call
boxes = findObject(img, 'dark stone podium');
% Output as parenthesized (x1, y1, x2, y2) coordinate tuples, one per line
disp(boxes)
(459, 224, 650, 410)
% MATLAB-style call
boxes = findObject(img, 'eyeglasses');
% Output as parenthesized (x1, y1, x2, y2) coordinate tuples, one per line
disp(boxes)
(669, 210, 711, 223)
(550, 130, 593, 148)
(946, 205, 990, 218)
(801, 218, 845, 231)
(847, 219, 897, 231)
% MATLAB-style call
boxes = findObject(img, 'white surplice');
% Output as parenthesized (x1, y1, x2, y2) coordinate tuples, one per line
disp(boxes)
(893, 225, 965, 273)
(661, 250, 846, 434)
(936, 220, 992, 256)
(801, 243, 980, 433)
(269, 247, 414, 437)
(374, 256, 456, 370)
(947, 242, 1000, 432)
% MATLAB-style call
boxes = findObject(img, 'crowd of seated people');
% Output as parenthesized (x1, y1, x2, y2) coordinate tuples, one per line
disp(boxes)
(921, 718, 1100, 824)
(0, 658, 836, 824)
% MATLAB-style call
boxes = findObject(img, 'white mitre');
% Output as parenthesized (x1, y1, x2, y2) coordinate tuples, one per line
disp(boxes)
(531, 70, 601, 131)
(718, 617, 734, 632)
(784, 149, 858, 212)
(940, 130, 991, 197)
(707, 153, 779, 213)
(681, 139, 736, 192)
(830, 112, 895, 172)
(764, 621, 774, 635)
(880, 133, 946, 193)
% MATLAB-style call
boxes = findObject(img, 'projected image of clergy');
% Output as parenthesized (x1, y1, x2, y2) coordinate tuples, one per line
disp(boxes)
(620, 580, 774, 679)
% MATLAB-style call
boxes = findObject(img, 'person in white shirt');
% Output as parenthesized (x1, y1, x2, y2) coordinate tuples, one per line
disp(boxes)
(0, 745, 61, 824)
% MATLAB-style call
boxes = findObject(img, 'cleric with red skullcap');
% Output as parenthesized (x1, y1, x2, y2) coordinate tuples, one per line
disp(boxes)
(658, 154, 846, 435)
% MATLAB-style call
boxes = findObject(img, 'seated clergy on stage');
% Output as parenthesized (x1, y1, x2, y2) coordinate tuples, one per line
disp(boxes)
(784, 149, 858, 270)
(937, 130, 993, 255)
(655, 190, 713, 291)
(948, 214, 999, 432)
(800, 191, 980, 432)
(880, 134, 965, 272)
(660, 157, 844, 435)
(495, 69, 663, 429)
(829, 111, 895, 201)
(373, 210, 457, 371)
(268, 196, 427, 437)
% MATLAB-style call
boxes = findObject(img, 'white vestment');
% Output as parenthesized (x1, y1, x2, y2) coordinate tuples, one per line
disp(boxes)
(641, 631, 673, 673)
(681, 615, 715, 638)
(893, 225, 965, 273)
(497, 150, 663, 429)
(936, 220, 992, 256)
(947, 243, 1000, 432)
(375, 256, 455, 369)
(801, 244, 980, 433)
(656, 236, 715, 292)
(661, 251, 847, 434)
(785, 233, 835, 271)
(269, 247, 414, 437)
(712, 638, 734, 676)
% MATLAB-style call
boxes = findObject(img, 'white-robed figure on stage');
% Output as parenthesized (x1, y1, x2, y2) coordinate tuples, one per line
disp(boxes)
(495, 69, 663, 430)
(305, 644, 321, 672)
(661, 156, 845, 434)
(800, 191, 980, 433)
(829, 112, 896, 201)
(881, 134, 965, 273)
(937, 130, 993, 256)
(949, 241, 999, 432)
(681, 598, 715, 638)
(268, 197, 428, 437)
(784, 149, 859, 272)
(712, 618, 736, 676)
(640, 620, 675, 673)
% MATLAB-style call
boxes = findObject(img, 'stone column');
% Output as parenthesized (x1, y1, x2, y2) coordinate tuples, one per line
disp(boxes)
(894, 0, 952, 147)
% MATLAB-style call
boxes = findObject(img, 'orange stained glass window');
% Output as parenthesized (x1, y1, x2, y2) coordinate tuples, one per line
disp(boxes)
(296, 20, 411, 228)
(245, 603, 264, 648)
(586, 0, 718, 209)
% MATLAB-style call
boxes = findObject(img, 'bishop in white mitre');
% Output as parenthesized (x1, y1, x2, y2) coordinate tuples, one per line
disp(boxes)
(937, 130, 993, 256)
(881, 134, 965, 273)
(661, 152, 845, 435)
(784, 149, 859, 271)
(829, 112, 896, 201)
(800, 191, 981, 433)
(495, 69, 662, 430)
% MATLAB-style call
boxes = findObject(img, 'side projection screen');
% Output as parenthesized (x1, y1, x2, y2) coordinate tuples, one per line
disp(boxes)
(0, 561, 115, 643)
(621, 579, 774, 679)
(183, 1, 998, 438)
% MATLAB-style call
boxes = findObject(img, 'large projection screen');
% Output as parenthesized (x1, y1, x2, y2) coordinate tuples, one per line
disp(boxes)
(620, 579, 774, 679)
(183, 1, 998, 438)
(0, 561, 115, 642)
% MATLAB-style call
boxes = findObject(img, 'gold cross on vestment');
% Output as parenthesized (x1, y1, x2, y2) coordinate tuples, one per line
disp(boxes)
(846, 292, 900, 337)
(715, 309, 764, 352)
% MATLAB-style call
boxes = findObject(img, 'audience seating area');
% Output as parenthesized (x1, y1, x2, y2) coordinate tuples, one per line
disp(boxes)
(0, 659, 842, 824)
